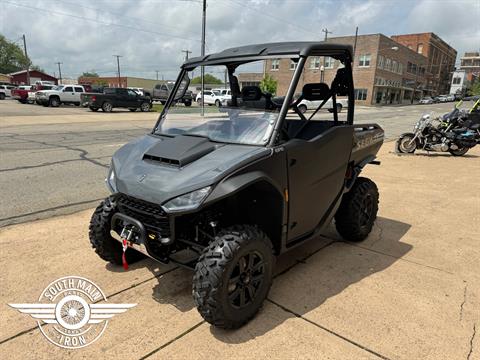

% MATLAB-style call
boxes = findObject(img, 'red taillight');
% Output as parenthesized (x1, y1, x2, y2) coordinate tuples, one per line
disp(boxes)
(91, 96, 96, 102)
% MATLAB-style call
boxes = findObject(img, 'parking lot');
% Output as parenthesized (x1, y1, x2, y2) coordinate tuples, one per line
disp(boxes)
(0, 99, 463, 227)
(0, 133, 478, 359)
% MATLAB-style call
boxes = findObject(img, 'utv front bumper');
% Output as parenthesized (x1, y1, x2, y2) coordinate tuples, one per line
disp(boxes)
(110, 194, 174, 261)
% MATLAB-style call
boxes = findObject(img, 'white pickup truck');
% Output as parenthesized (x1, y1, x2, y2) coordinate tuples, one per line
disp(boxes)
(36, 84, 87, 107)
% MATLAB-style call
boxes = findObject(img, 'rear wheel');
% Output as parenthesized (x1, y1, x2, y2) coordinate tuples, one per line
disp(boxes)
(449, 147, 469, 156)
(184, 100, 192, 107)
(102, 101, 113, 112)
(129, 108, 137, 112)
(396, 133, 417, 153)
(193, 225, 274, 329)
(140, 102, 151, 112)
(335, 177, 379, 242)
(89, 107, 99, 112)
(89, 198, 145, 265)
(215, 99, 221, 107)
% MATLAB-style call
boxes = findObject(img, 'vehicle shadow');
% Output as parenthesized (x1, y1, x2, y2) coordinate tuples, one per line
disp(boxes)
(393, 151, 478, 158)
(143, 216, 411, 340)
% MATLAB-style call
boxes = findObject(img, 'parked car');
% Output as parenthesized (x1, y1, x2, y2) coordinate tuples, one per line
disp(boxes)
(195, 90, 225, 106)
(0, 85, 16, 100)
(81, 87, 152, 112)
(434, 95, 448, 103)
(446, 94, 455, 102)
(297, 97, 348, 113)
(153, 82, 192, 106)
(419, 97, 435, 104)
(11, 85, 34, 103)
(36, 85, 87, 107)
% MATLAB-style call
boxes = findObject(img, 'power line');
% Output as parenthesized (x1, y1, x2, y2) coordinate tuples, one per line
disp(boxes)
(4, 0, 200, 43)
(228, 0, 317, 37)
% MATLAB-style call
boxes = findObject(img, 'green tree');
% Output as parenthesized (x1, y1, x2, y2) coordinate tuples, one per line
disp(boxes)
(0, 34, 30, 74)
(470, 79, 480, 96)
(191, 74, 222, 85)
(81, 71, 99, 78)
(260, 74, 278, 95)
(30, 64, 44, 73)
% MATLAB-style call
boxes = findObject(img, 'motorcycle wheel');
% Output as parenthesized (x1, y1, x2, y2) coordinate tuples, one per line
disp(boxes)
(449, 147, 469, 156)
(396, 134, 417, 153)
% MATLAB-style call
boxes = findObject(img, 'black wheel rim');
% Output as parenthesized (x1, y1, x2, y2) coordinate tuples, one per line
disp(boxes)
(360, 194, 374, 227)
(227, 251, 265, 309)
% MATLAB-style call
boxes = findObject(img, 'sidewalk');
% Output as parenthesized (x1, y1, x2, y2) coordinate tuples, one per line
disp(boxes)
(0, 144, 478, 359)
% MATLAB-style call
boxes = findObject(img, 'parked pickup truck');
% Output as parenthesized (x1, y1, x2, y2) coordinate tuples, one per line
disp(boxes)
(81, 87, 152, 112)
(0, 84, 16, 100)
(11, 85, 34, 103)
(36, 85, 87, 107)
(153, 82, 192, 106)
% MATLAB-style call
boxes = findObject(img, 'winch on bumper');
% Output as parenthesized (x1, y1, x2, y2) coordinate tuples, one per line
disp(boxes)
(110, 194, 175, 261)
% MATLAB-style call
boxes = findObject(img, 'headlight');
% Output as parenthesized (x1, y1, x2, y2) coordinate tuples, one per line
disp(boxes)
(162, 186, 211, 213)
(105, 166, 117, 193)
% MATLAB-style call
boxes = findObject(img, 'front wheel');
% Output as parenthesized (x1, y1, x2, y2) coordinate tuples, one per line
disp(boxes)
(49, 97, 60, 107)
(89, 198, 145, 265)
(396, 133, 417, 153)
(335, 177, 379, 242)
(215, 99, 221, 107)
(193, 225, 274, 329)
(449, 147, 469, 156)
(184, 100, 192, 107)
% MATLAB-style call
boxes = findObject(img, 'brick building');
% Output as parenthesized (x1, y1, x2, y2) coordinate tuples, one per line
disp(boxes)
(391, 33, 457, 95)
(459, 52, 480, 82)
(264, 33, 429, 105)
(78, 76, 161, 93)
(9, 70, 58, 85)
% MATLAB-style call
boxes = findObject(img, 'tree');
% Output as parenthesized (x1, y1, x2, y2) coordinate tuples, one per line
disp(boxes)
(30, 64, 44, 73)
(470, 79, 480, 96)
(81, 71, 99, 78)
(191, 74, 222, 85)
(260, 74, 277, 95)
(0, 34, 30, 74)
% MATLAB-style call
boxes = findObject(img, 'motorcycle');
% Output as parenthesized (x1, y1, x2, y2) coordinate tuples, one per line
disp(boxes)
(396, 102, 478, 156)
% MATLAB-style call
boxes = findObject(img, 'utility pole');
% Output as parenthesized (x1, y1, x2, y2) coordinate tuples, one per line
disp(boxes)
(353, 26, 359, 60)
(181, 49, 192, 61)
(55, 62, 63, 84)
(320, 28, 332, 82)
(22, 34, 30, 85)
(113, 55, 122, 87)
(155, 70, 159, 81)
(201, 0, 206, 116)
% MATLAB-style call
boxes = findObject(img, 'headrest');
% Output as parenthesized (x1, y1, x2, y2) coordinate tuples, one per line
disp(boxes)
(302, 83, 330, 101)
(332, 68, 349, 96)
(241, 86, 262, 101)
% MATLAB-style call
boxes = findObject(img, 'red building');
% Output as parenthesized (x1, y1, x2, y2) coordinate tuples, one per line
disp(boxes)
(9, 70, 58, 85)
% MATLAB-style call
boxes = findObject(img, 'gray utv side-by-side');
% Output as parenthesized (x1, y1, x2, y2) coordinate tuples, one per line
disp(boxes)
(89, 42, 384, 329)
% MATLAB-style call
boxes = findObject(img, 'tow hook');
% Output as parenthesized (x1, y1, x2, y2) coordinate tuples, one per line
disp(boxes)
(120, 226, 134, 270)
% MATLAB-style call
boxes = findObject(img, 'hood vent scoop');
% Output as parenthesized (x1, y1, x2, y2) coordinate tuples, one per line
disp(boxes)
(143, 135, 219, 167)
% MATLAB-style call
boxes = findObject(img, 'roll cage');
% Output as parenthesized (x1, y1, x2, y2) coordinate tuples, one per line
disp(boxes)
(153, 42, 355, 147)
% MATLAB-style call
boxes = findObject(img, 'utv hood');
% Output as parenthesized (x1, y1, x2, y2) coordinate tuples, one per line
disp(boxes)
(112, 134, 270, 205)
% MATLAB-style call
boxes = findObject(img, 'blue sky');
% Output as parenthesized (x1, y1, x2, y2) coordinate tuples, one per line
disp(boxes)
(1, 0, 479, 80)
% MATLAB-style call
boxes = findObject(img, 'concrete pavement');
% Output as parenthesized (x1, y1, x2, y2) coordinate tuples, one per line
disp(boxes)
(0, 143, 478, 359)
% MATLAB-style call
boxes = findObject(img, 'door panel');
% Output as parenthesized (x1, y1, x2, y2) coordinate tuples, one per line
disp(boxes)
(285, 126, 353, 241)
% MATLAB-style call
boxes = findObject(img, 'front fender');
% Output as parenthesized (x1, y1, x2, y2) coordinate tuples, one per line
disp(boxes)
(205, 170, 284, 205)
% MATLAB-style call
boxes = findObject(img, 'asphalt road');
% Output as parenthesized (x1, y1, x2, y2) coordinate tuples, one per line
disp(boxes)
(0, 99, 461, 227)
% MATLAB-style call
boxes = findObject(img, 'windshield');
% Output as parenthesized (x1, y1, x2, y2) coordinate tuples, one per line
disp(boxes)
(156, 60, 297, 146)
(53, 85, 64, 91)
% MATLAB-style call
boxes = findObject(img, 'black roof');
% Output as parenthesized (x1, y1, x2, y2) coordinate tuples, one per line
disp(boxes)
(183, 42, 353, 68)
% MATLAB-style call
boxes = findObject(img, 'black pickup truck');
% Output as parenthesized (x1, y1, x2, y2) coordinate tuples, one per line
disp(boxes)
(81, 88, 152, 112)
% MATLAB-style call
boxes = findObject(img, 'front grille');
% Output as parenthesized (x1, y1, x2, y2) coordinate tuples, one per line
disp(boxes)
(116, 194, 170, 238)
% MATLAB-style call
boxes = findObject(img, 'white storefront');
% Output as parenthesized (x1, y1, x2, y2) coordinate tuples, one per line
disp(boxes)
(450, 70, 467, 95)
